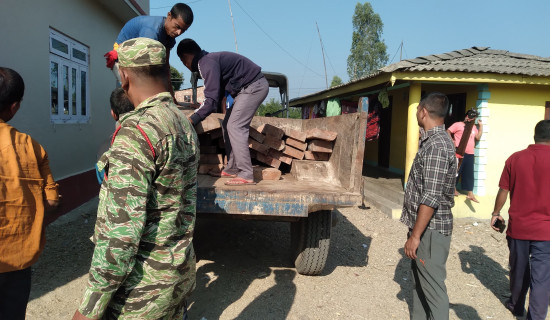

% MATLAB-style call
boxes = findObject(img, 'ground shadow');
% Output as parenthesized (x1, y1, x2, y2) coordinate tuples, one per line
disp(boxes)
(394, 248, 413, 314)
(29, 198, 97, 301)
(188, 217, 293, 319)
(188, 206, 372, 319)
(458, 245, 509, 302)
(321, 208, 372, 275)
(450, 302, 482, 320)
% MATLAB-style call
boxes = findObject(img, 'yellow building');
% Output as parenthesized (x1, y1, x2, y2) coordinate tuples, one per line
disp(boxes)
(290, 47, 550, 219)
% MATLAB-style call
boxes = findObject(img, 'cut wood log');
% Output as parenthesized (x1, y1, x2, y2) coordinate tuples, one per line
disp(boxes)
(253, 151, 281, 169)
(305, 128, 337, 141)
(304, 151, 330, 161)
(248, 138, 270, 155)
(268, 149, 293, 165)
(263, 134, 285, 151)
(285, 137, 307, 151)
(282, 145, 305, 160)
(249, 126, 266, 143)
(262, 123, 285, 140)
(253, 166, 282, 181)
(194, 113, 224, 134)
(307, 139, 333, 153)
(286, 129, 307, 142)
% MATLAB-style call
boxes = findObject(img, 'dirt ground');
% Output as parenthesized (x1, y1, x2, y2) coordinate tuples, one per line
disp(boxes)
(26, 197, 548, 320)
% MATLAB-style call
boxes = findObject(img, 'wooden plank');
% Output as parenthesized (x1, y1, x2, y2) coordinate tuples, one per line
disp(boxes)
(268, 149, 293, 165)
(263, 134, 285, 151)
(254, 152, 281, 169)
(249, 126, 265, 143)
(253, 166, 282, 181)
(286, 129, 307, 142)
(282, 145, 305, 160)
(285, 137, 307, 151)
(248, 138, 270, 155)
(194, 113, 224, 134)
(305, 128, 337, 141)
(262, 123, 285, 140)
(307, 139, 333, 153)
(304, 151, 330, 161)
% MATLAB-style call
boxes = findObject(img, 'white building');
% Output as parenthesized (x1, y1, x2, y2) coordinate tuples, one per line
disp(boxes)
(0, 0, 149, 215)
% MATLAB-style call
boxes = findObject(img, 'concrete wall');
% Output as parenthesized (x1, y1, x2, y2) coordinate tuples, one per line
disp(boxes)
(0, 0, 126, 180)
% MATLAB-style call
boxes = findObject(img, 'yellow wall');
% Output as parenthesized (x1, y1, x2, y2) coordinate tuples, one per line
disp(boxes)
(452, 83, 550, 218)
(388, 88, 409, 172)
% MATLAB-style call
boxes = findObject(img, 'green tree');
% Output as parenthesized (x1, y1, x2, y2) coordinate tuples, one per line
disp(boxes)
(256, 98, 302, 119)
(347, 2, 388, 81)
(170, 66, 184, 91)
(256, 98, 283, 116)
(330, 75, 343, 88)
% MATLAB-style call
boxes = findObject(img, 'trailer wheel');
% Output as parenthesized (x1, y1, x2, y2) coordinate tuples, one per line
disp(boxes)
(290, 210, 332, 275)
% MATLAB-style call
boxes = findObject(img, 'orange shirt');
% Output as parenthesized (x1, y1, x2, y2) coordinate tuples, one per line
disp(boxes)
(0, 120, 59, 273)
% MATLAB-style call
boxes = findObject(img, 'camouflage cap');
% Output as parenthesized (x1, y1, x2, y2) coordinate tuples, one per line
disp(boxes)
(118, 37, 166, 68)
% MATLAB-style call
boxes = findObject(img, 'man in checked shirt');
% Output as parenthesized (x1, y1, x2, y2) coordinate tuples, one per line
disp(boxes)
(401, 92, 457, 320)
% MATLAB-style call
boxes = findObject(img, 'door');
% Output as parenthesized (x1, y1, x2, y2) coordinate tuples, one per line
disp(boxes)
(378, 96, 392, 168)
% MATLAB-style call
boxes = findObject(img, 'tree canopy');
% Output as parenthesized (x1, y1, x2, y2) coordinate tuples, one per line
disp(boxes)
(347, 2, 388, 81)
(330, 75, 343, 88)
(256, 98, 301, 119)
(170, 66, 184, 91)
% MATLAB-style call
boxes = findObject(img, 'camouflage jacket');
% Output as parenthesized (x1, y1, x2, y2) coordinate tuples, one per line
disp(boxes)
(79, 92, 199, 319)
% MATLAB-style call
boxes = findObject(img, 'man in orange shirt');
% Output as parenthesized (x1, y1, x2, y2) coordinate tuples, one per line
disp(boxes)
(0, 67, 59, 319)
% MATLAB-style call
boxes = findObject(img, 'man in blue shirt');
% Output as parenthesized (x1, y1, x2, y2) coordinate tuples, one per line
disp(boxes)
(105, 3, 193, 85)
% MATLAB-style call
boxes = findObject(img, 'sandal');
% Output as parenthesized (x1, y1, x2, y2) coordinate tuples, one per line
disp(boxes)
(208, 170, 237, 178)
(224, 177, 257, 186)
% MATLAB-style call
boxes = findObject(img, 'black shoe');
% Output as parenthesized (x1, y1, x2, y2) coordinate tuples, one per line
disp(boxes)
(505, 299, 526, 317)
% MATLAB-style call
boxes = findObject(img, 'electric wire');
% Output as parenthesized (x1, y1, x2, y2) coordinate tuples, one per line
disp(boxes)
(232, 0, 323, 77)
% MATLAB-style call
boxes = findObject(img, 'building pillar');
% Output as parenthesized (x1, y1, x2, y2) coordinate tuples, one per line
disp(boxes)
(474, 84, 490, 196)
(404, 82, 421, 184)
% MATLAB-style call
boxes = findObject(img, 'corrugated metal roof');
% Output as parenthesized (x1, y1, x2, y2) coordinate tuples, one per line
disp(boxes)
(380, 46, 550, 76)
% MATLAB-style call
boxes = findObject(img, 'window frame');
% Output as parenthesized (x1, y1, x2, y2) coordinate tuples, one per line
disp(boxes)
(49, 29, 90, 124)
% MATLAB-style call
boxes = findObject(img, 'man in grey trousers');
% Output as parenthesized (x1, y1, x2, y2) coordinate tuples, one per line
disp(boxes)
(401, 92, 457, 320)
(177, 38, 269, 185)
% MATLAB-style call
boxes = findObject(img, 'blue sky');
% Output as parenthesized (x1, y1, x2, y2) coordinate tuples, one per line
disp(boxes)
(150, 0, 550, 100)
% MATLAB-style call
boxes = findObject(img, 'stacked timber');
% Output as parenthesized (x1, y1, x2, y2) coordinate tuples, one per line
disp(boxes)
(248, 124, 337, 168)
(193, 113, 338, 180)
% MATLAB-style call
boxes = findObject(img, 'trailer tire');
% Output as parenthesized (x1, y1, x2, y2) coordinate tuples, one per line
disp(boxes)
(290, 210, 332, 275)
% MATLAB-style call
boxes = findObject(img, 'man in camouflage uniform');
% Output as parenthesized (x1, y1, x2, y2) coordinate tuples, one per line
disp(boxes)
(73, 38, 199, 320)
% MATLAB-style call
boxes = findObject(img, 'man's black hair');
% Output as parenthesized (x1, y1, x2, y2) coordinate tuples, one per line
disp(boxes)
(419, 92, 449, 119)
(110, 88, 134, 117)
(0, 67, 25, 112)
(177, 38, 202, 58)
(171, 3, 194, 25)
(534, 120, 550, 142)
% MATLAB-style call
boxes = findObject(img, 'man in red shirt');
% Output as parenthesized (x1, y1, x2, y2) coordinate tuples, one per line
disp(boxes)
(491, 120, 550, 320)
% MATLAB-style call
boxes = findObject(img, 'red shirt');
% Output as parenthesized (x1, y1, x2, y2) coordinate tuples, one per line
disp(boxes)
(499, 144, 550, 241)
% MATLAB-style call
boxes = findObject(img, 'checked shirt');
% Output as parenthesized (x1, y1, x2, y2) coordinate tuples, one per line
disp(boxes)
(400, 125, 457, 236)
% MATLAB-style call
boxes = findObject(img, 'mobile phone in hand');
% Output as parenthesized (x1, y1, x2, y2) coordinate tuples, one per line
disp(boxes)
(493, 218, 506, 233)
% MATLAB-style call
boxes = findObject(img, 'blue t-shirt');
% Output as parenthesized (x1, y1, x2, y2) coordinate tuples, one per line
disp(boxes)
(115, 16, 175, 50)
